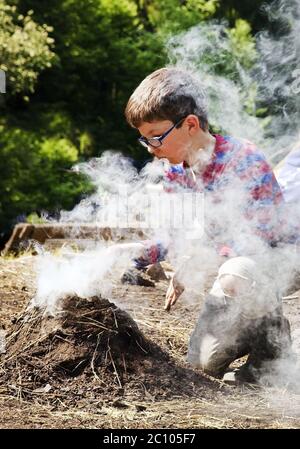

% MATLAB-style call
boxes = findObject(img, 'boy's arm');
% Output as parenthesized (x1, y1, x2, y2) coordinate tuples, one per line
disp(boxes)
(133, 239, 168, 269)
(107, 240, 168, 269)
(109, 240, 168, 267)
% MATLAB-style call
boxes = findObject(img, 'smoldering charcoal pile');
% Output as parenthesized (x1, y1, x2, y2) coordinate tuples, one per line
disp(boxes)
(1, 296, 151, 380)
(0, 295, 213, 405)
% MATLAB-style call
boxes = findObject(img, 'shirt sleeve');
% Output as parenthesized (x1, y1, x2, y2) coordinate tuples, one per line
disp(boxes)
(133, 239, 168, 269)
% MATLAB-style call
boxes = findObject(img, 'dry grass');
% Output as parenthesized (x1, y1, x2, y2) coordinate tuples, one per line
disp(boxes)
(1, 254, 300, 429)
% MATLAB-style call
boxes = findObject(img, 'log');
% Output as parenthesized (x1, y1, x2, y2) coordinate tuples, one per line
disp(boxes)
(2, 223, 148, 255)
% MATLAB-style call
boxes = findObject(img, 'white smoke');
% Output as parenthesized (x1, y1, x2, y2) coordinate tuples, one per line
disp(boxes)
(31, 0, 300, 399)
(166, 3, 300, 164)
(32, 240, 147, 314)
(164, 2, 300, 395)
(33, 152, 194, 312)
(166, 23, 265, 144)
(254, 0, 300, 163)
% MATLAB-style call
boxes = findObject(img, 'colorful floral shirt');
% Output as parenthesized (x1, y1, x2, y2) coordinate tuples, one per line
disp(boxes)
(134, 134, 285, 268)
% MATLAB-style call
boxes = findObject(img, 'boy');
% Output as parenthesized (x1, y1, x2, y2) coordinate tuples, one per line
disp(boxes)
(121, 67, 292, 384)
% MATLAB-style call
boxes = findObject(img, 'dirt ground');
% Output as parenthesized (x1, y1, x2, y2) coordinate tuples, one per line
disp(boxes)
(1, 254, 300, 429)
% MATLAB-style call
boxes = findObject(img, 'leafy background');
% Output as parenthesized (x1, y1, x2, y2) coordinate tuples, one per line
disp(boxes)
(0, 0, 286, 244)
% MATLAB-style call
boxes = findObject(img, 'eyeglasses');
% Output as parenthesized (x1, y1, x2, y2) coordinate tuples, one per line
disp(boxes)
(138, 117, 185, 149)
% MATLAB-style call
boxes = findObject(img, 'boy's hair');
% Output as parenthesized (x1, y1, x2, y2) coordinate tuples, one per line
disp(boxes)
(125, 67, 208, 130)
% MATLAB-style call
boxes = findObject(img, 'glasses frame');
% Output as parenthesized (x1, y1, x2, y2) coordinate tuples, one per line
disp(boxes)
(138, 117, 185, 149)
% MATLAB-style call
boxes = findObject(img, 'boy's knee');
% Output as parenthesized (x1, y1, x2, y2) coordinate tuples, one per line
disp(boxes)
(187, 333, 226, 377)
(216, 257, 257, 298)
(218, 274, 252, 297)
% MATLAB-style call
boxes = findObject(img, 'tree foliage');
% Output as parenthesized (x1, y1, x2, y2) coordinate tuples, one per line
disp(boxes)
(0, 0, 271, 240)
(0, 0, 55, 95)
(0, 121, 93, 230)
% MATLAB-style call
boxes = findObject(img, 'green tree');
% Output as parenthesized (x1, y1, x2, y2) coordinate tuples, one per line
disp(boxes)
(11, 0, 257, 155)
(0, 0, 55, 96)
(0, 124, 93, 233)
(213, 0, 275, 33)
(0, 0, 92, 237)
(0, 0, 263, 241)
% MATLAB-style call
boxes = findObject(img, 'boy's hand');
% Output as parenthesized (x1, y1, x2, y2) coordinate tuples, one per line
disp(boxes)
(165, 275, 185, 311)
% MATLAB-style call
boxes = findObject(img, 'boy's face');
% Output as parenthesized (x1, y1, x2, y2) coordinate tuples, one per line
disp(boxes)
(138, 119, 192, 164)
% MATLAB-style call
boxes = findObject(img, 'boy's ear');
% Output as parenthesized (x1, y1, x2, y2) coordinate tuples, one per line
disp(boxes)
(185, 115, 201, 134)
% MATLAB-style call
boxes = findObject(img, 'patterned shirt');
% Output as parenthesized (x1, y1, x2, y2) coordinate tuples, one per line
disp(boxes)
(134, 134, 285, 268)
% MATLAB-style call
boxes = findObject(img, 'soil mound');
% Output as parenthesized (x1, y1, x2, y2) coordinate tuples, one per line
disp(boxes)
(0, 295, 215, 406)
